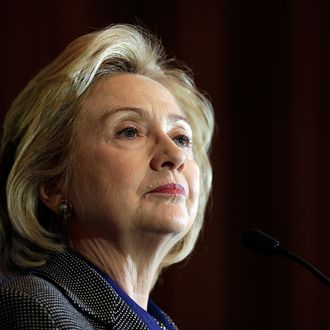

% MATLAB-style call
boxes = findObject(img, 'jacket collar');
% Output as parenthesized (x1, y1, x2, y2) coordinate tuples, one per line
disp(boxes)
(31, 249, 149, 329)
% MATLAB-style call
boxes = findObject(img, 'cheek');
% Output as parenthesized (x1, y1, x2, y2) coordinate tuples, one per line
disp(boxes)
(86, 149, 147, 213)
(102, 153, 144, 189)
(68, 152, 143, 225)
(186, 161, 200, 206)
(69, 148, 137, 202)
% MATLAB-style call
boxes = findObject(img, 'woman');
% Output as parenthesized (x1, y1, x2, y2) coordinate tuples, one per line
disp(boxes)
(0, 24, 214, 329)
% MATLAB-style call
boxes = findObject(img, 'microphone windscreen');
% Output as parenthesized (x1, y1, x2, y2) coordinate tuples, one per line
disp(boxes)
(242, 229, 281, 256)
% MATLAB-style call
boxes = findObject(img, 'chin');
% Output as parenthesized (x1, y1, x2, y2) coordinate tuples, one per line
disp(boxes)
(146, 212, 194, 236)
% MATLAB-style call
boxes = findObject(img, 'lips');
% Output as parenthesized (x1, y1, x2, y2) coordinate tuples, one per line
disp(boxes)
(150, 183, 186, 196)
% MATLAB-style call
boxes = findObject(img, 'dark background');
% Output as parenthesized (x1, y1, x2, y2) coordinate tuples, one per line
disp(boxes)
(1, 1, 329, 329)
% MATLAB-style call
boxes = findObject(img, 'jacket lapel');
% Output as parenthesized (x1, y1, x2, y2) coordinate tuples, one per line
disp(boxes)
(32, 249, 149, 329)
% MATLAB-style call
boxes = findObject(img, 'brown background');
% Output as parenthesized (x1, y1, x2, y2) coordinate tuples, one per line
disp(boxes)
(1, 1, 329, 329)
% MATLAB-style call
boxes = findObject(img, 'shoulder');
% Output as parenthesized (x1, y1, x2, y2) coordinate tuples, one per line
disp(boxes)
(0, 274, 94, 329)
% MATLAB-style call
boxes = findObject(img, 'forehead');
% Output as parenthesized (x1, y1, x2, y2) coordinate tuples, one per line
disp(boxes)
(82, 73, 185, 120)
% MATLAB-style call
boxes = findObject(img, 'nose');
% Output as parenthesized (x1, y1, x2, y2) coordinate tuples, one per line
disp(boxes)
(150, 135, 186, 173)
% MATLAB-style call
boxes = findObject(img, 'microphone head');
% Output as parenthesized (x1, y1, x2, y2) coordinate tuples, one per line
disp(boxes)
(242, 229, 281, 256)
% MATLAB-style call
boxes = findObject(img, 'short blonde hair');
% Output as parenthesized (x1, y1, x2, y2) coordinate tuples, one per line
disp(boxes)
(0, 24, 214, 276)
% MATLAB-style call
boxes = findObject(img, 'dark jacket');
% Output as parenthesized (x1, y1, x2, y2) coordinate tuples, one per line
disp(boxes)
(0, 249, 177, 329)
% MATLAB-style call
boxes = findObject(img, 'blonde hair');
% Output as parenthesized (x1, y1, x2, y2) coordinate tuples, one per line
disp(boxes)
(0, 24, 214, 276)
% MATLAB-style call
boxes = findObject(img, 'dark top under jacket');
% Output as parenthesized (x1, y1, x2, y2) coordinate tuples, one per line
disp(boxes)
(0, 249, 177, 329)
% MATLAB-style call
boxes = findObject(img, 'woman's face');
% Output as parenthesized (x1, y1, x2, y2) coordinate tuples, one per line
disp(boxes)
(68, 74, 200, 241)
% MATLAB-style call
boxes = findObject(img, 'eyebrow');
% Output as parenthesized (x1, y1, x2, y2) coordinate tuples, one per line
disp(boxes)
(100, 107, 191, 127)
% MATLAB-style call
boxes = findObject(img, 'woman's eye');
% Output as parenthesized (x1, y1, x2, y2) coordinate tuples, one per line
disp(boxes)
(173, 134, 192, 148)
(117, 127, 139, 139)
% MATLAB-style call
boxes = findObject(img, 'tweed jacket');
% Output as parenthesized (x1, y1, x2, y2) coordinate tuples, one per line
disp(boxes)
(0, 249, 177, 329)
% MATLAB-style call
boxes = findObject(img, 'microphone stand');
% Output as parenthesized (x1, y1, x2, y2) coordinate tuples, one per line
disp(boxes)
(279, 248, 330, 288)
(243, 229, 330, 288)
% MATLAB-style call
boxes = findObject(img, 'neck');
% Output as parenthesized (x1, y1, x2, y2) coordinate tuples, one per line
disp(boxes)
(69, 228, 178, 309)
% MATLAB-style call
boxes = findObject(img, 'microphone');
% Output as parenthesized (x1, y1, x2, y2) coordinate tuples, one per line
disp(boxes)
(242, 229, 330, 288)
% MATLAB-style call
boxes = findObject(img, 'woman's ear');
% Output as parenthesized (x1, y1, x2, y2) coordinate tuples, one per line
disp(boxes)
(39, 183, 65, 214)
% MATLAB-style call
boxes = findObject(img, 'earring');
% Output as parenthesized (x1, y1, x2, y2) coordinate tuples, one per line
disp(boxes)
(58, 200, 72, 220)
